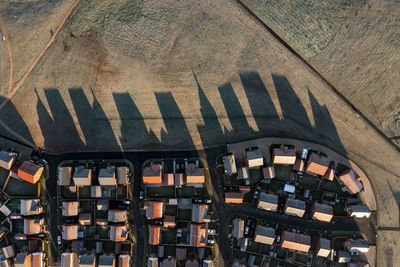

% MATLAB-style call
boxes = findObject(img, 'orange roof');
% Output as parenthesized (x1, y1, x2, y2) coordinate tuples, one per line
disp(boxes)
(311, 203, 333, 222)
(62, 201, 79, 217)
(323, 168, 335, 181)
(225, 192, 243, 204)
(17, 161, 43, 184)
(144, 201, 163, 219)
(79, 213, 92, 225)
(186, 164, 204, 184)
(118, 255, 130, 267)
(338, 169, 363, 194)
(96, 218, 108, 226)
(149, 225, 161, 245)
(306, 153, 330, 176)
(174, 173, 184, 186)
(189, 223, 206, 247)
(163, 173, 175, 186)
(239, 186, 251, 193)
(281, 231, 311, 253)
(110, 224, 128, 242)
(32, 252, 44, 267)
(163, 215, 176, 228)
(143, 165, 162, 184)
(272, 146, 297, 165)
(24, 218, 43, 235)
(62, 224, 78, 240)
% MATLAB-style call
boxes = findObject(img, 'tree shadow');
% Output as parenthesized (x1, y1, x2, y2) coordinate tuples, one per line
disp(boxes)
(155, 92, 195, 150)
(112, 92, 160, 149)
(0, 96, 34, 148)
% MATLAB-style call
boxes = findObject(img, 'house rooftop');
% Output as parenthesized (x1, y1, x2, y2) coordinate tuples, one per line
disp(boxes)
(306, 153, 330, 176)
(144, 201, 163, 219)
(98, 167, 117, 186)
(190, 223, 207, 247)
(21, 199, 42, 216)
(186, 164, 204, 184)
(272, 146, 296, 165)
(281, 231, 311, 253)
(143, 165, 162, 184)
(110, 224, 128, 242)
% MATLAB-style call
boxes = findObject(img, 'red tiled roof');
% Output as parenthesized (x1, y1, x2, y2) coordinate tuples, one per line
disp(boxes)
(306, 153, 330, 176)
(149, 225, 161, 245)
(189, 223, 206, 247)
(17, 161, 43, 184)
(143, 165, 162, 184)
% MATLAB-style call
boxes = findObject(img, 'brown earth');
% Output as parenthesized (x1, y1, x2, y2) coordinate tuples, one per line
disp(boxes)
(241, 0, 400, 145)
(0, 0, 399, 265)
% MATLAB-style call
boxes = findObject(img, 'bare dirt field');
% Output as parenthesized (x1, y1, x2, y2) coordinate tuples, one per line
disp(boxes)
(0, 0, 399, 264)
(241, 0, 400, 145)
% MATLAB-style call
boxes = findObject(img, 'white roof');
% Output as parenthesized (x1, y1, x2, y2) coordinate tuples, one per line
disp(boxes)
(246, 150, 263, 168)
(284, 184, 296, 193)
(223, 155, 237, 175)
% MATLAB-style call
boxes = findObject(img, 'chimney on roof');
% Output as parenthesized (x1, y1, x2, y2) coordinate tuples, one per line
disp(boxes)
(281, 145, 288, 152)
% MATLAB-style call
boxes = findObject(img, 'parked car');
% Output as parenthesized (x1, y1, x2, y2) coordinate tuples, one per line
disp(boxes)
(245, 226, 249, 235)
(236, 159, 241, 168)
(254, 190, 259, 199)
(57, 236, 62, 245)
(139, 191, 144, 199)
(208, 229, 217, 234)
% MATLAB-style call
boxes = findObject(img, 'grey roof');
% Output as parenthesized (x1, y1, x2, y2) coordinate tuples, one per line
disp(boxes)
(91, 186, 102, 198)
(117, 167, 129, 184)
(223, 154, 237, 175)
(20, 199, 42, 216)
(61, 252, 78, 267)
(254, 225, 275, 245)
(108, 210, 127, 223)
(58, 167, 71, 186)
(192, 204, 210, 223)
(98, 254, 115, 267)
(258, 192, 278, 211)
(14, 253, 28, 267)
(97, 199, 109, 211)
(237, 167, 249, 179)
(98, 167, 116, 185)
(79, 254, 96, 267)
(0, 151, 16, 170)
(285, 198, 306, 217)
(1, 245, 15, 259)
(73, 167, 91, 186)
(147, 257, 158, 267)
(232, 219, 244, 239)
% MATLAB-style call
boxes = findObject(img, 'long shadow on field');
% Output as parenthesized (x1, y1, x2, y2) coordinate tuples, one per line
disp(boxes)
(195, 73, 225, 147)
(0, 96, 34, 148)
(155, 92, 195, 150)
(36, 88, 84, 151)
(113, 92, 160, 149)
(68, 87, 119, 150)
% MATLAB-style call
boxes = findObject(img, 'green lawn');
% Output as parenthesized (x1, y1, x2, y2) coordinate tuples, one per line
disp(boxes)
(274, 165, 292, 182)
(5, 178, 37, 197)
(178, 209, 192, 221)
